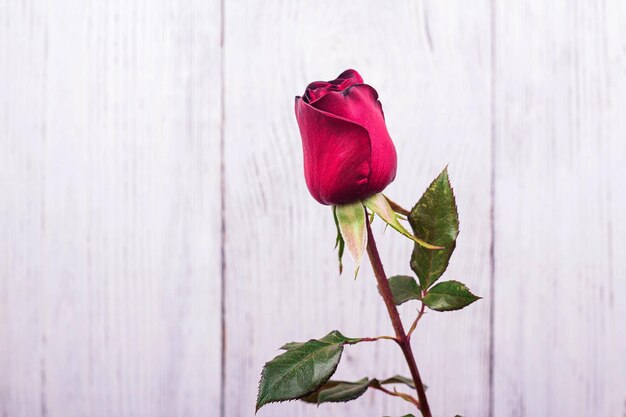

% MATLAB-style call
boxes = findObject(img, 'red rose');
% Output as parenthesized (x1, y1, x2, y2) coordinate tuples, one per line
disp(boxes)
(295, 69, 397, 205)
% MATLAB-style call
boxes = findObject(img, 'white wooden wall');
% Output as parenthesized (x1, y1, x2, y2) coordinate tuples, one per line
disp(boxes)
(1, 1, 624, 417)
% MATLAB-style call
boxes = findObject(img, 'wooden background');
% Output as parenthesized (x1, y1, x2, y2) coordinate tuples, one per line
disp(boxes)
(1, 1, 625, 416)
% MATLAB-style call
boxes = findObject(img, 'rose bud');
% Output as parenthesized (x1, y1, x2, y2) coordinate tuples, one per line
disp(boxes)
(295, 69, 397, 205)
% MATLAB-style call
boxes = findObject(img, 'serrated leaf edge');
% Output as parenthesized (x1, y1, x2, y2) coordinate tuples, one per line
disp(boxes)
(409, 167, 460, 289)
(422, 280, 481, 312)
(256, 344, 345, 412)
(257, 331, 364, 411)
(315, 377, 371, 404)
(387, 275, 422, 306)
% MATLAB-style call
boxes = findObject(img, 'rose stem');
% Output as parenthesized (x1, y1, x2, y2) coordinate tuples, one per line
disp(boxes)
(365, 216, 433, 417)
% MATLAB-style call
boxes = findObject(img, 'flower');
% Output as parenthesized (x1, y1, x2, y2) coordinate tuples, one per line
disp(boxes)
(294, 69, 397, 205)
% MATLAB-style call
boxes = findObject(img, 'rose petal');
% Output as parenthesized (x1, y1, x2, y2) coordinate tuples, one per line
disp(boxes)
(336, 69, 364, 84)
(311, 85, 397, 195)
(295, 98, 371, 205)
(304, 70, 364, 105)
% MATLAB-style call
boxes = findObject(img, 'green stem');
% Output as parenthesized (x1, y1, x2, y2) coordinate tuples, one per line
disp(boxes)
(365, 218, 433, 417)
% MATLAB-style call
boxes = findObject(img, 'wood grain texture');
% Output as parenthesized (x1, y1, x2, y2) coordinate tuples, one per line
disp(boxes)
(0, 2, 47, 415)
(2, 0, 626, 416)
(0, 1, 222, 416)
(493, 1, 626, 416)
(223, 1, 491, 416)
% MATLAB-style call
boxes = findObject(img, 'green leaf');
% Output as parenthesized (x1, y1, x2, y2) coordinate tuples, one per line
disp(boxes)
(379, 375, 416, 389)
(319, 378, 370, 403)
(332, 207, 345, 274)
(256, 331, 361, 411)
(422, 280, 480, 311)
(409, 167, 460, 289)
(302, 378, 371, 404)
(371, 375, 422, 391)
(300, 381, 341, 403)
(280, 341, 304, 351)
(303, 375, 418, 406)
(334, 201, 367, 277)
(388, 275, 422, 305)
(280, 331, 363, 352)
(363, 193, 442, 250)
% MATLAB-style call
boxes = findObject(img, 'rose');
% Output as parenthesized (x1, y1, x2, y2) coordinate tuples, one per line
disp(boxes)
(294, 69, 397, 205)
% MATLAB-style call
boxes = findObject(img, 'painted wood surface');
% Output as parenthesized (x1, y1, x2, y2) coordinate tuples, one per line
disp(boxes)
(0, 1, 223, 417)
(492, 1, 626, 416)
(1, 1, 624, 417)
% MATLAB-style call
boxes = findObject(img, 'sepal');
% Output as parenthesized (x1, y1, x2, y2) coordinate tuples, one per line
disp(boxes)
(332, 206, 346, 274)
(363, 193, 442, 250)
(334, 201, 367, 277)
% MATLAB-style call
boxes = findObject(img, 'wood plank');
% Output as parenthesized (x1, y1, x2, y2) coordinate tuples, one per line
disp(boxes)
(223, 1, 492, 416)
(0, 1, 223, 416)
(493, 1, 626, 415)
(0, 2, 47, 415)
